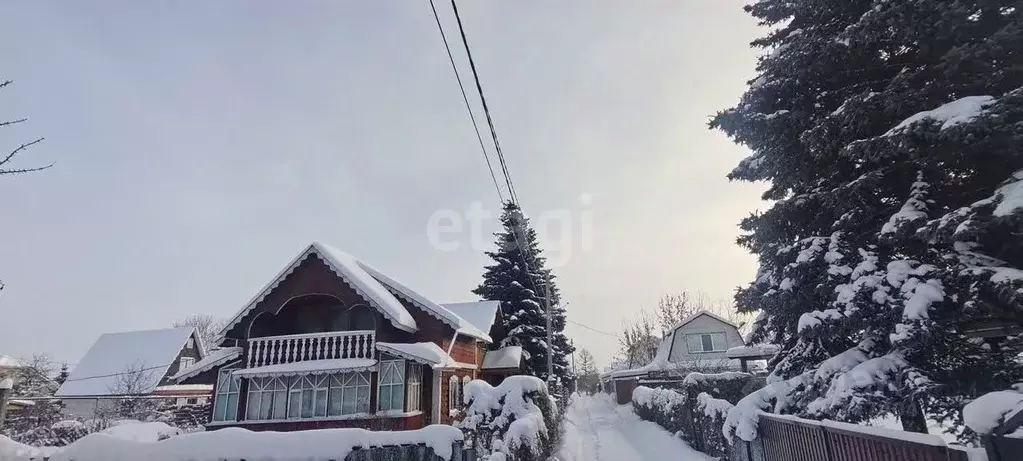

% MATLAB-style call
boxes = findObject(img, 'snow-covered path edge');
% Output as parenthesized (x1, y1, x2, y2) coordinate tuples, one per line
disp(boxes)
(554, 394, 713, 461)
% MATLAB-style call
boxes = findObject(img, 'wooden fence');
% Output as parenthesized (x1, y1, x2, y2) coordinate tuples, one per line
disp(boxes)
(731, 414, 974, 461)
(7, 442, 477, 461)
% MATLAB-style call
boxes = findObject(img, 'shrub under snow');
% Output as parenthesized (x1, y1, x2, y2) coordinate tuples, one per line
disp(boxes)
(457, 376, 559, 461)
(963, 390, 1023, 435)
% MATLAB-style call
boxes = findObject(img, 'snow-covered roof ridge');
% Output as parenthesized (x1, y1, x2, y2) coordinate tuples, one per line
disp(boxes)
(354, 259, 491, 342)
(171, 347, 242, 382)
(56, 327, 198, 398)
(671, 310, 741, 332)
(312, 243, 418, 333)
(218, 243, 418, 340)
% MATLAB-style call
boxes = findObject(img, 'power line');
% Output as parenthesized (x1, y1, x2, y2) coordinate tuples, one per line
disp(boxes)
(567, 319, 620, 339)
(427, 0, 505, 203)
(449, 0, 518, 204)
(62, 363, 170, 383)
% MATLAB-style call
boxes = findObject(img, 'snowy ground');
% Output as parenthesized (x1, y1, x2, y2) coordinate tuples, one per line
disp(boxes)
(555, 394, 712, 461)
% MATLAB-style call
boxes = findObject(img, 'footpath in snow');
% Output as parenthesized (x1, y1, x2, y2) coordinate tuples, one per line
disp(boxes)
(555, 394, 712, 461)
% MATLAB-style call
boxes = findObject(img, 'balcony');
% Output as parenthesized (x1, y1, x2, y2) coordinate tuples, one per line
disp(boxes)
(247, 330, 376, 368)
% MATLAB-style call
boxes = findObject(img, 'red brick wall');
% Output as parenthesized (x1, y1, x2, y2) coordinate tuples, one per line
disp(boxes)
(438, 370, 477, 426)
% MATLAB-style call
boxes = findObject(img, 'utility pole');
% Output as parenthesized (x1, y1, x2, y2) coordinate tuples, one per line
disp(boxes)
(542, 272, 554, 391)
(0, 378, 12, 431)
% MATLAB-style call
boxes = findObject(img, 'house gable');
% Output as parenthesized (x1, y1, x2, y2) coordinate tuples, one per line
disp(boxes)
(218, 244, 418, 344)
(667, 312, 745, 364)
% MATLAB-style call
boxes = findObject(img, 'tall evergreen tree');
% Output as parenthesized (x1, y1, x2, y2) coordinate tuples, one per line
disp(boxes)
(714, 0, 1023, 439)
(473, 202, 574, 388)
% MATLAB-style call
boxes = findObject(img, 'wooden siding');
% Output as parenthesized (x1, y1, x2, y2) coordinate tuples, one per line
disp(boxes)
(223, 255, 389, 343)
(161, 332, 204, 385)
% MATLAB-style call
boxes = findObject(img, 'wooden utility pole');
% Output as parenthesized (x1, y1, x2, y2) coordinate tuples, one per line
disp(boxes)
(0, 378, 13, 431)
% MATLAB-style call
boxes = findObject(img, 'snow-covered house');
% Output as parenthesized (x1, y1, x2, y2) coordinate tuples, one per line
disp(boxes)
(601, 310, 746, 404)
(172, 242, 519, 431)
(55, 327, 209, 418)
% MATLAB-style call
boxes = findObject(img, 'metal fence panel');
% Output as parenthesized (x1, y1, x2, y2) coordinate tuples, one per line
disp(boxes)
(760, 415, 829, 461)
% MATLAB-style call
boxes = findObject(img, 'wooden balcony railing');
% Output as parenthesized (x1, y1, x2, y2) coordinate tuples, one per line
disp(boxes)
(247, 330, 375, 368)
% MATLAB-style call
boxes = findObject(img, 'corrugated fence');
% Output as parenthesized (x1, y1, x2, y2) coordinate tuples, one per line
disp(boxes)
(732, 414, 974, 461)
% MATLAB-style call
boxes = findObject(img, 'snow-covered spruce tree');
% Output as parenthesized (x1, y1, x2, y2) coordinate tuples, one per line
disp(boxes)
(473, 202, 574, 388)
(713, 0, 1023, 438)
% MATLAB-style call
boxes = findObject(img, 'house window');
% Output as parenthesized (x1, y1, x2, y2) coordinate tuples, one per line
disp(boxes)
(448, 375, 461, 413)
(329, 371, 371, 416)
(378, 357, 405, 412)
(186, 337, 195, 350)
(407, 364, 422, 412)
(179, 356, 195, 370)
(187, 398, 198, 405)
(212, 366, 240, 422)
(288, 375, 329, 419)
(246, 376, 289, 420)
(686, 332, 727, 353)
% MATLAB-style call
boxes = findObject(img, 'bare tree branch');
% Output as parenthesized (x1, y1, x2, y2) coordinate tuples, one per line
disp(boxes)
(173, 314, 226, 352)
(1, 80, 52, 176)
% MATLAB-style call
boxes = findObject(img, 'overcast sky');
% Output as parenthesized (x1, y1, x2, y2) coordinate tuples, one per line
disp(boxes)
(0, 1, 765, 369)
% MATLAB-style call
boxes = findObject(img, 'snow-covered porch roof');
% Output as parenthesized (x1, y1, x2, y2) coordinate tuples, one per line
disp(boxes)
(725, 344, 780, 360)
(482, 346, 522, 370)
(375, 342, 475, 369)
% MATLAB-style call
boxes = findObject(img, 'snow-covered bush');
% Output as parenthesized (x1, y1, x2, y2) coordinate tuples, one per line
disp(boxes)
(963, 389, 1023, 435)
(457, 376, 559, 461)
(8, 419, 91, 447)
(696, 393, 734, 459)
(632, 372, 756, 460)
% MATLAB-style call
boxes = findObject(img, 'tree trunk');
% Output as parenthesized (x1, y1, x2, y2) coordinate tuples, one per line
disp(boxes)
(899, 398, 928, 433)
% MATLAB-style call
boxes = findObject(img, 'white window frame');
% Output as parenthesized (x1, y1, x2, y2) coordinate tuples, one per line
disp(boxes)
(686, 332, 728, 353)
(378, 358, 406, 412)
(407, 364, 423, 412)
(179, 356, 195, 370)
(246, 376, 288, 420)
(329, 371, 371, 416)
(287, 375, 329, 419)
(212, 365, 240, 422)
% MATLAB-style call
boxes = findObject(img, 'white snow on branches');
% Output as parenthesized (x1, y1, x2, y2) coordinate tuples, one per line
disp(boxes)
(881, 175, 930, 235)
(806, 353, 906, 416)
(798, 309, 843, 332)
(459, 376, 551, 459)
(993, 169, 1023, 217)
(884, 95, 996, 135)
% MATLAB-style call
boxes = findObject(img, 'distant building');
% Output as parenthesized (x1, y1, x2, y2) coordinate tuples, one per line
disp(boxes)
(55, 327, 210, 418)
(600, 311, 748, 404)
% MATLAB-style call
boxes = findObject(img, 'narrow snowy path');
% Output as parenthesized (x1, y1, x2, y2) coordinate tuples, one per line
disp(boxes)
(555, 394, 712, 461)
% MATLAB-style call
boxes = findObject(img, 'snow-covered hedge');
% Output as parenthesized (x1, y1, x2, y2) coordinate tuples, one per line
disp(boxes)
(963, 389, 1023, 435)
(457, 376, 559, 461)
(631, 371, 754, 460)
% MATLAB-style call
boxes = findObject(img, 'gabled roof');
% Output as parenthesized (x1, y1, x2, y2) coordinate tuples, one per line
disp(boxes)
(218, 242, 493, 343)
(219, 243, 419, 338)
(356, 262, 492, 342)
(56, 327, 198, 397)
(442, 301, 500, 338)
(671, 310, 741, 332)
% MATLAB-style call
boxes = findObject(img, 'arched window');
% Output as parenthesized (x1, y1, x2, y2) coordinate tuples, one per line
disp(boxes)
(329, 304, 376, 332)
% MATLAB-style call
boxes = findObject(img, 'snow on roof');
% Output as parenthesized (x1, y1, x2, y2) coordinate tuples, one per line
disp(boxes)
(153, 384, 214, 394)
(607, 333, 674, 379)
(0, 355, 25, 368)
(726, 344, 780, 359)
(219, 244, 418, 340)
(56, 327, 197, 397)
(171, 347, 242, 382)
(233, 358, 377, 378)
(376, 342, 453, 367)
(671, 310, 740, 332)
(482, 346, 522, 370)
(354, 260, 491, 342)
(442, 301, 500, 338)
